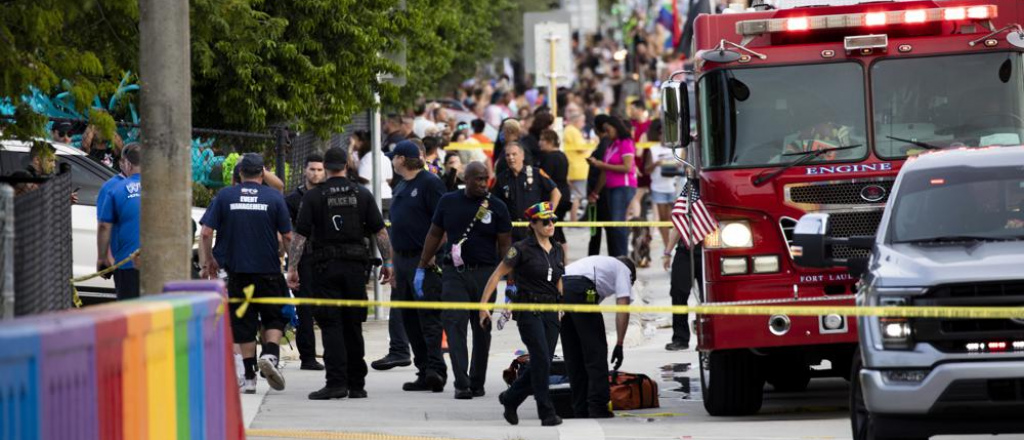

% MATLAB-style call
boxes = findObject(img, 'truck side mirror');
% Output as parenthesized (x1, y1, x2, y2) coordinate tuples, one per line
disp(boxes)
(792, 213, 831, 268)
(660, 80, 690, 148)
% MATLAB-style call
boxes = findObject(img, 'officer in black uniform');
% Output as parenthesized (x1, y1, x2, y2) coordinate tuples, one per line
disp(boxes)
(493, 142, 561, 242)
(479, 202, 565, 427)
(285, 153, 326, 370)
(287, 146, 393, 400)
(417, 161, 513, 400)
(386, 141, 448, 392)
(664, 229, 703, 351)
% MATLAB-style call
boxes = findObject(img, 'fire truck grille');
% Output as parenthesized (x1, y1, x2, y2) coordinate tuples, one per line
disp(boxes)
(828, 210, 885, 259)
(789, 180, 895, 206)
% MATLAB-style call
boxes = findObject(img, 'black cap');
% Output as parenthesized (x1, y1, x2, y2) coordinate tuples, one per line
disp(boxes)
(238, 153, 265, 174)
(323, 146, 348, 171)
(53, 121, 73, 133)
(385, 140, 420, 160)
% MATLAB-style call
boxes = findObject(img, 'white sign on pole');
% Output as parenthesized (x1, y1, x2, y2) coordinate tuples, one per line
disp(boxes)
(533, 22, 574, 89)
(523, 11, 572, 75)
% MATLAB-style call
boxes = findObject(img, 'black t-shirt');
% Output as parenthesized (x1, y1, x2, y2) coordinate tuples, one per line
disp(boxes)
(200, 182, 292, 274)
(88, 148, 120, 171)
(295, 176, 386, 243)
(285, 184, 308, 223)
(389, 171, 446, 252)
(587, 138, 610, 193)
(503, 236, 564, 298)
(493, 166, 557, 221)
(537, 150, 571, 212)
(431, 191, 513, 266)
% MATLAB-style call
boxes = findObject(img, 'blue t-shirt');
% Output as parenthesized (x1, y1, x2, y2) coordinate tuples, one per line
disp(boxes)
(97, 173, 140, 270)
(96, 174, 125, 255)
(431, 191, 512, 266)
(201, 182, 291, 274)
(389, 171, 446, 252)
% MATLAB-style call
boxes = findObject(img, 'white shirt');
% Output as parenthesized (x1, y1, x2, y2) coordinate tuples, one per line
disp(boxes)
(648, 144, 680, 194)
(357, 152, 393, 199)
(564, 256, 634, 302)
(413, 117, 434, 139)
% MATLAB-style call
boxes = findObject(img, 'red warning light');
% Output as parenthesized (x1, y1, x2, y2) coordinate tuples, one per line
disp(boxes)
(865, 13, 887, 26)
(904, 10, 927, 23)
(930, 178, 946, 185)
(787, 17, 810, 31)
(944, 7, 967, 20)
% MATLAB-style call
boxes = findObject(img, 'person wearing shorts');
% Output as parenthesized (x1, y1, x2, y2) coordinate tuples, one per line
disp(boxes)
(200, 153, 292, 394)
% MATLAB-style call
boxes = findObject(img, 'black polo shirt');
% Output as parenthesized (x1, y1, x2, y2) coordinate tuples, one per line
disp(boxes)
(587, 137, 611, 193)
(493, 166, 556, 221)
(537, 150, 570, 213)
(431, 191, 512, 266)
(389, 170, 446, 252)
(295, 176, 386, 242)
(503, 236, 564, 298)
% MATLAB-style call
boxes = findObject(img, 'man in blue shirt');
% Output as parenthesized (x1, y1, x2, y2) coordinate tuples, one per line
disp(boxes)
(97, 143, 142, 299)
(95, 148, 128, 280)
(386, 141, 448, 392)
(417, 161, 513, 399)
(200, 153, 293, 395)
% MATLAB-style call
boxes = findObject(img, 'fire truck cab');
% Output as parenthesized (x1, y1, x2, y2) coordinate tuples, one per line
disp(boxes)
(661, 0, 1024, 416)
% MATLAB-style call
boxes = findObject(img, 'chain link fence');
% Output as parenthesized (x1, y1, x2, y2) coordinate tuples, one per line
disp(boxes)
(12, 167, 73, 316)
(285, 112, 371, 190)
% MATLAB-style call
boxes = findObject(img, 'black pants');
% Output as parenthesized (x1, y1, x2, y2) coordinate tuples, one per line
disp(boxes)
(312, 259, 369, 390)
(441, 265, 495, 391)
(670, 246, 703, 345)
(113, 268, 140, 300)
(587, 192, 610, 256)
(504, 310, 560, 419)
(561, 276, 610, 417)
(295, 259, 318, 363)
(394, 254, 446, 383)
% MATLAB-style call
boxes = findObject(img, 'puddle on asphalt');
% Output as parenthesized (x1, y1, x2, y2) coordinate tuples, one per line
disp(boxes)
(660, 363, 694, 399)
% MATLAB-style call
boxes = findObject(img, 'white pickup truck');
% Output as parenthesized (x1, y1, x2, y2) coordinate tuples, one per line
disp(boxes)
(0, 140, 205, 302)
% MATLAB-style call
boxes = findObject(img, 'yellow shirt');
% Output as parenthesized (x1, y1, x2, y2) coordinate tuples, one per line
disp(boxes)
(564, 125, 592, 181)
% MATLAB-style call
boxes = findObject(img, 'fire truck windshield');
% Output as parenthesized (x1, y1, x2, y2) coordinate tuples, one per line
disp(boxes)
(700, 62, 868, 169)
(873, 52, 1024, 159)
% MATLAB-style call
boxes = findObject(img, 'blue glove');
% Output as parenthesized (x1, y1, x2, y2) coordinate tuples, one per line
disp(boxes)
(414, 268, 426, 299)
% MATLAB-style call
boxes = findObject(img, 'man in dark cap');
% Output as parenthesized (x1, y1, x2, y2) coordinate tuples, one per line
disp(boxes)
(288, 146, 393, 400)
(50, 121, 74, 144)
(200, 153, 293, 394)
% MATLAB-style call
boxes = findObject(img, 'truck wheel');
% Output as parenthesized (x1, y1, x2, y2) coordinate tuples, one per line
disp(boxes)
(766, 356, 811, 392)
(701, 350, 764, 416)
(850, 351, 925, 440)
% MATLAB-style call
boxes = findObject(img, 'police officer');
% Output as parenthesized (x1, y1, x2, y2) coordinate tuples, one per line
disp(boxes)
(561, 255, 637, 418)
(479, 202, 564, 427)
(493, 142, 561, 242)
(287, 146, 393, 400)
(417, 161, 513, 400)
(386, 141, 448, 392)
(199, 153, 293, 394)
(664, 228, 703, 351)
(285, 153, 326, 370)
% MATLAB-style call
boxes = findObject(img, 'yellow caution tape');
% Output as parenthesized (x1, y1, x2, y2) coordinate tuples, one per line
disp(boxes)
(68, 249, 140, 308)
(246, 429, 485, 440)
(226, 297, 1024, 320)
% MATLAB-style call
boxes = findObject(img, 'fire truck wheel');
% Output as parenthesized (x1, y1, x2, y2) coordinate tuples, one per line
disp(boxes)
(850, 350, 925, 440)
(766, 358, 811, 393)
(700, 350, 764, 416)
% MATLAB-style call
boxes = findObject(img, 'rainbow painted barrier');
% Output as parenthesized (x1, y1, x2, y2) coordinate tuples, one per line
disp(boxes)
(0, 280, 245, 440)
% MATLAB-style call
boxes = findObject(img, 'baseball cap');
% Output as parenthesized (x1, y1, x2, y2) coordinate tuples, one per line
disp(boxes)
(238, 153, 265, 174)
(385, 140, 421, 160)
(323, 146, 348, 171)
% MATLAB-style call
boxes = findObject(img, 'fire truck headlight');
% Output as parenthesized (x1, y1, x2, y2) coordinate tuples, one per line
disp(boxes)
(720, 221, 754, 248)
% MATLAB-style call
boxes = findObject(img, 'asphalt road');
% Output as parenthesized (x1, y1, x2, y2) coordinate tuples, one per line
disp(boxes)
(241, 228, 1019, 440)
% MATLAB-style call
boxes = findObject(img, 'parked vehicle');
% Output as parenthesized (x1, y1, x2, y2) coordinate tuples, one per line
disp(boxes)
(794, 146, 1024, 440)
(659, 0, 1024, 416)
(0, 140, 205, 303)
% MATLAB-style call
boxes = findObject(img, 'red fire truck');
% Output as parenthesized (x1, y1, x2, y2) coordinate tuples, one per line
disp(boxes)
(660, 0, 1024, 416)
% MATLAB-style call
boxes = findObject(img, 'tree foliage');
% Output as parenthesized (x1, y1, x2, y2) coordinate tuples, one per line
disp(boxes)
(1, 0, 509, 139)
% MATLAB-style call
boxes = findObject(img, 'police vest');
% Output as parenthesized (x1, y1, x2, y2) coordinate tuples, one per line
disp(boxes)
(316, 182, 368, 260)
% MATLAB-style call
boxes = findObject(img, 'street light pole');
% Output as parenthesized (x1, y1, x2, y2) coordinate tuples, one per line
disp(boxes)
(138, 0, 192, 295)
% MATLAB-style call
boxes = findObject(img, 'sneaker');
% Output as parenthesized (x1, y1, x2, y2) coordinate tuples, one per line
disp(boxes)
(234, 353, 245, 388)
(258, 355, 286, 391)
(370, 354, 412, 371)
(665, 341, 689, 351)
(241, 378, 257, 394)
(308, 386, 348, 400)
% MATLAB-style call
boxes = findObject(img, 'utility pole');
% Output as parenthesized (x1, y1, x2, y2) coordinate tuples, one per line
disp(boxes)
(138, 0, 192, 295)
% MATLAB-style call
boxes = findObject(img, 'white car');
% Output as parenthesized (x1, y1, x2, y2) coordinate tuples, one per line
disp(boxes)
(0, 140, 205, 302)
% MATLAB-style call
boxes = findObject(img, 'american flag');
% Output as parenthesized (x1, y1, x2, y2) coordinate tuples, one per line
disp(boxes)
(671, 181, 717, 248)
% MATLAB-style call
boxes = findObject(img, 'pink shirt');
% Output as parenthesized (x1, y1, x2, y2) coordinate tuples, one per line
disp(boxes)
(603, 139, 638, 189)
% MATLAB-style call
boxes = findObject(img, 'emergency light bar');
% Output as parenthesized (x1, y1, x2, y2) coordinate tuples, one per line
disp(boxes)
(737, 5, 997, 36)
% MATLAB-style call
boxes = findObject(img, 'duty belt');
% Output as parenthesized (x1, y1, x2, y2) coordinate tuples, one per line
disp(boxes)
(564, 276, 599, 305)
(516, 292, 560, 304)
(313, 244, 369, 262)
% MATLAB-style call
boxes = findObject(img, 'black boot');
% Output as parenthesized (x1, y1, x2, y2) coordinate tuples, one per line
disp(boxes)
(308, 386, 348, 400)
(498, 392, 518, 425)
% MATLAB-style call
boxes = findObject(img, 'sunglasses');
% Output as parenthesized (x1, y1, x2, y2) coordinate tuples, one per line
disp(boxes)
(532, 219, 556, 226)
(56, 130, 70, 138)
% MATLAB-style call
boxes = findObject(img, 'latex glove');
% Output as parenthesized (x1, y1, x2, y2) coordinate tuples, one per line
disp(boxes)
(611, 344, 624, 370)
(414, 267, 426, 299)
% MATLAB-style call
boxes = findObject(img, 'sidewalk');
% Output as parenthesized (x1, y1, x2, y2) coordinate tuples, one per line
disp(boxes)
(243, 227, 703, 439)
